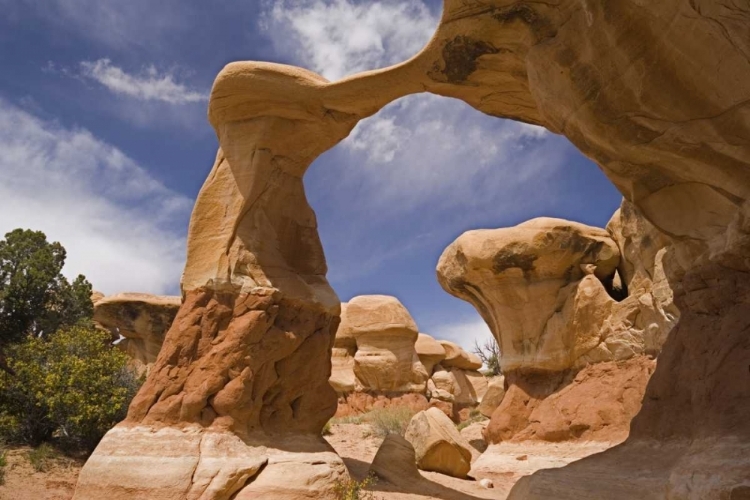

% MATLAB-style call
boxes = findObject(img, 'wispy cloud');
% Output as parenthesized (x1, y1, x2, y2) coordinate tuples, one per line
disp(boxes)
(0, 97, 190, 295)
(79, 59, 207, 104)
(262, 0, 439, 80)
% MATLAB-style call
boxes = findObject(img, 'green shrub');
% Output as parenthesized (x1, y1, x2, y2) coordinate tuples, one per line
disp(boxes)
(363, 407, 415, 438)
(333, 473, 378, 500)
(27, 442, 56, 472)
(0, 325, 142, 453)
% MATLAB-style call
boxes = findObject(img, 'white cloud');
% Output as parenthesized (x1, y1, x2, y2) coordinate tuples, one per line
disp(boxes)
(334, 93, 554, 215)
(0, 98, 190, 296)
(80, 59, 207, 104)
(429, 318, 495, 358)
(262, 0, 439, 80)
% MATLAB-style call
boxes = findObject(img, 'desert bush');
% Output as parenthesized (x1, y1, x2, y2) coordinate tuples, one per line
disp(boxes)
(473, 337, 501, 376)
(27, 442, 56, 472)
(333, 473, 378, 500)
(0, 325, 142, 453)
(363, 407, 416, 438)
(456, 409, 488, 431)
(0, 448, 6, 485)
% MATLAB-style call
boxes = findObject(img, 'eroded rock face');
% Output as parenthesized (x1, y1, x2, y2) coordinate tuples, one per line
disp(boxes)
(93, 293, 181, 374)
(76, 0, 750, 496)
(438, 218, 621, 372)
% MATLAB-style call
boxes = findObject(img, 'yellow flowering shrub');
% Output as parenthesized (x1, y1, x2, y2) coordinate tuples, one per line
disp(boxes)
(0, 324, 142, 452)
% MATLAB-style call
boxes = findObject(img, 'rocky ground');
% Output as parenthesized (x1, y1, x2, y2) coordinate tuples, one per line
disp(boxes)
(0, 423, 614, 500)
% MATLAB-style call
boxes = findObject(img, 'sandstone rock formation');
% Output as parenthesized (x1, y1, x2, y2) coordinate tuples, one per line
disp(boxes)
(415, 333, 446, 374)
(339, 295, 428, 393)
(76, 0, 750, 497)
(369, 433, 422, 485)
(438, 218, 621, 372)
(439, 340, 483, 370)
(331, 296, 431, 415)
(93, 293, 181, 374)
(478, 376, 506, 418)
(404, 407, 474, 479)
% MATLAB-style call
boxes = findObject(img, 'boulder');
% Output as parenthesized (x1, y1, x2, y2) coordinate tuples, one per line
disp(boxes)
(414, 333, 446, 375)
(478, 376, 506, 418)
(438, 340, 483, 370)
(404, 407, 474, 479)
(459, 421, 488, 454)
(369, 434, 422, 485)
(93, 293, 181, 373)
(338, 295, 428, 393)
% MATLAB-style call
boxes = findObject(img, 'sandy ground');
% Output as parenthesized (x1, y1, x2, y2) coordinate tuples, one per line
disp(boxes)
(0, 447, 83, 500)
(0, 425, 613, 499)
(324, 423, 614, 500)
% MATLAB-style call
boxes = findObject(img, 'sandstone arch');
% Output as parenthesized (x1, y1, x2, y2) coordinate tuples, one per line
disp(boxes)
(74, 1, 749, 499)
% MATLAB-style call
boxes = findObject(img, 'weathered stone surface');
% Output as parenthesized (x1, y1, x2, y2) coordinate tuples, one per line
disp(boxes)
(430, 365, 487, 407)
(605, 199, 680, 357)
(478, 376, 506, 418)
(77, 0, 750, 496)
(337, 295, 429, 394)
(93, 293, 181, 373)
(415, 333, 446, 375)
(487, 357, 655, 444)
(438, 218, 621, 372)
(369, 434, 422, 485)
(404, 407, 474, 479)
(438, 340, 483, 370)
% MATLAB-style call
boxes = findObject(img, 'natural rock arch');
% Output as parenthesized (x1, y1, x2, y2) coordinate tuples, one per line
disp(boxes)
(74, 1, 749, 499)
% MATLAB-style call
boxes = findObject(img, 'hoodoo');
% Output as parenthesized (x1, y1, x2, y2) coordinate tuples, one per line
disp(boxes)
(74, 1, 750, 498)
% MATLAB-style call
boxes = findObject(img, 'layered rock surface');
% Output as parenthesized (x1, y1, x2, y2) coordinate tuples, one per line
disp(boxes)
(76, 0, 750, 497)
(405, 407, 474, 479)
(93, 293, 181, 374)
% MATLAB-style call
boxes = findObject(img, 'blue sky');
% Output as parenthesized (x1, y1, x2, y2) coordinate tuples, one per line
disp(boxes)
(0, 0, 622, 351)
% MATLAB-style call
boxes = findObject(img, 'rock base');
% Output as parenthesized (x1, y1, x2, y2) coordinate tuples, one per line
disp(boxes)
(73, 424, 347, 500)
(508, 438, 750, 500)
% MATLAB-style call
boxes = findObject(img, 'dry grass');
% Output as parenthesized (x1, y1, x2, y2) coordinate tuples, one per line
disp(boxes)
(327, 406, 417, 438)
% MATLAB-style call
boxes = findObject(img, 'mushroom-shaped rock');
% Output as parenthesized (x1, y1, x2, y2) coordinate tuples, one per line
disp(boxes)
(415, 333, 446, 375)
(404, 407, 474, 479)
(370, 434, 422, 485)
(437, 218, 620, 372)
(430, 365, 488, 407)
(478, 376, 506, 418)
(438, 341, 482, 370)
(93, 293, 181, 373)
(339, 295, 428, 393)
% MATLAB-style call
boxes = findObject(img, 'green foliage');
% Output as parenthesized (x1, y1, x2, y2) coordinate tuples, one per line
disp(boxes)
(473, 337, 502, 376)
(333, 473, 378, 500)
(0, 325, 141, 452)
(0, 229, 93, 346)
(27, 443, 56, 472)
